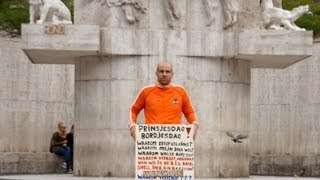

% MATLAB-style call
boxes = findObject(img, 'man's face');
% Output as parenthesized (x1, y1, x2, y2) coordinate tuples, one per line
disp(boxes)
(156, 62, 173, 86)
(58, 123, 67, 133)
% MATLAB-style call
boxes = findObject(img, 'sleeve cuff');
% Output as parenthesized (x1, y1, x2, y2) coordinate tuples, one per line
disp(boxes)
(129, 123, 136, 130)
(192, 121, 198, 127)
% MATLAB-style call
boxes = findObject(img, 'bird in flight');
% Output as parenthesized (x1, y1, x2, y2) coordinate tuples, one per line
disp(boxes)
(226, 132, 248, 143)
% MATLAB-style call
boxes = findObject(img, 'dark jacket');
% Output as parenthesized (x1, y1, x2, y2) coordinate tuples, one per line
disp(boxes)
(50, 132, 67, 153)
(66, 132, 73, 149)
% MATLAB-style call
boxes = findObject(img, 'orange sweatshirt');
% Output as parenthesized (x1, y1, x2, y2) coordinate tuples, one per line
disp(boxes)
(129, 83, 198, 129)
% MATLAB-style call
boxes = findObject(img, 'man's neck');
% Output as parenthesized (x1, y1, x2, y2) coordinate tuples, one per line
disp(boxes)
(58, 130, 66, 137)
(156, 82, 173, 89)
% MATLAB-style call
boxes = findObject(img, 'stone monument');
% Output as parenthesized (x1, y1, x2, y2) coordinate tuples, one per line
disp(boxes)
(22, 0, 312, 178)
(261, 0, 312, 31)
(29, 0, 72, 25)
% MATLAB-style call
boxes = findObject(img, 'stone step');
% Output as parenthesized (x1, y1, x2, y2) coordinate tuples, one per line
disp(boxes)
(0, 152, 66, 174)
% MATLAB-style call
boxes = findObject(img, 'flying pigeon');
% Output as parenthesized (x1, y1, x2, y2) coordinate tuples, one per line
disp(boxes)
(226, 132, 248, 143)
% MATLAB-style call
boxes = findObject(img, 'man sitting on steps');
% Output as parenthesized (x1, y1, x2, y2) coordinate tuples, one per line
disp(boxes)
(50, 122, 72, 173)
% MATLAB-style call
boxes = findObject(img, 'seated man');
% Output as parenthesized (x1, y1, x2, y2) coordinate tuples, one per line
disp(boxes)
(50, 122, 72, 173)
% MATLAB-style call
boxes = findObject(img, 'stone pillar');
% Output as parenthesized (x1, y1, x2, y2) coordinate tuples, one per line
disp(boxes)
(73, 54, 251, 177)
(191, 58, 251, 177)
(73, 56, 147, 177)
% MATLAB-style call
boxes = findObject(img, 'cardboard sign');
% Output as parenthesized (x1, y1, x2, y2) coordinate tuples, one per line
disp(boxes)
(136, 124, 194, 180)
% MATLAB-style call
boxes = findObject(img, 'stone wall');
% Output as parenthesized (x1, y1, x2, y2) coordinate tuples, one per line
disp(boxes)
(0, 37, 74, 174)
(71, 0, 258, 177)
(0, 0, 317, 176)
(73, 56, 251, 178)
(250, 43, 320, 176)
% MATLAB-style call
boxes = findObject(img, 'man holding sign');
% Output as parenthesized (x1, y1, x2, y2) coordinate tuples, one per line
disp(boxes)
(129, 61, 198, 140)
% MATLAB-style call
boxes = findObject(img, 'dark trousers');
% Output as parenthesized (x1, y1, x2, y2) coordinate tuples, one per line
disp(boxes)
(70, 146, 73, 170)
(55, 146, 71, 169)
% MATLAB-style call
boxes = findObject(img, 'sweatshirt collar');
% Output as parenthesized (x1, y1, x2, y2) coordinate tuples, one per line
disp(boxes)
(156, 82, 173, 89)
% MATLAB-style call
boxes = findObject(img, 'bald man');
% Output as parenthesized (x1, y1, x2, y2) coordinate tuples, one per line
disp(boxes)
(129, 61, 198, 140)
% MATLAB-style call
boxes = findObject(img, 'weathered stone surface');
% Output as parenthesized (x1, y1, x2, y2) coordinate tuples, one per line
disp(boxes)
(22, 24, 99, 64)
(74, 129, 135, 177)
(250, 155, 320, 177)
(100, 28, 313, 69)
(0, 153, 64, 174)
(0, 99, 73, 153)
(22, 26, 313, 69)
(251, 68, 290, 105)
(238, 30, 313, 68)
(221, 59, 251, 84)
(220, 83, 250, 132)
(74, 55, 250, 177)
(18, 0, 315, 178)
(75, 0, 216, 29)
(237, 0, 261, 29)
(74, 0, 258, 30)
(22, 0, 313, 69)
(185, 81, 221, 131)
(311, 165, 320, 176)
(0, 37, 74, 168)
(100, 29, 225, 57)
(251, 43, 320, 176)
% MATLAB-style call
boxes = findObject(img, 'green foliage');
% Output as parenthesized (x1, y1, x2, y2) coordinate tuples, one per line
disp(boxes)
(62, 0, 74, 22)
(283, 0, 320, 38)
(0, 0, 29, 37)
(0, 0, 74, 37)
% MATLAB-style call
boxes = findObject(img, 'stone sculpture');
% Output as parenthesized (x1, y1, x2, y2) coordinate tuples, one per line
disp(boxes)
(260, 0, 282, 10)
(221, 0, 239, 29)
(164, 0, 181, 28)
(261, 0, 311, 31)
(33, 0, 72, 24)
(203, 0, 218, 26)
(273, 0, 282, 8)
(260, 0, 273, 11)
(106, 0, 147, 24)
(29, 0, 43, 24)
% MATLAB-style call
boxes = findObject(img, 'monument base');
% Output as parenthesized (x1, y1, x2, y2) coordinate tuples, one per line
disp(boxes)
(73, 55, 251, 178)
(20, 23, 313, 178)
(22, 24, 100, 64)
(250, 154, 320, 177)
(0, 152, 65, 174)
(237, 30, 313, 68)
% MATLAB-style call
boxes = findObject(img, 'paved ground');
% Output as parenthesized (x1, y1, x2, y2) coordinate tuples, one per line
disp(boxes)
(0, 174, 318, 180)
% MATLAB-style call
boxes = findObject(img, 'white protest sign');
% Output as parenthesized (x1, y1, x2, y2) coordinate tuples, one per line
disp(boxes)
(135, 124, 194, 180)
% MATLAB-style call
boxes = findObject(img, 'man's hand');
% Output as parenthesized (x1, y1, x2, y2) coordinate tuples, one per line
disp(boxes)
(130, 126, 136, 141)
(193, 124, 198, 140)
(61, 140, 68, 146)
